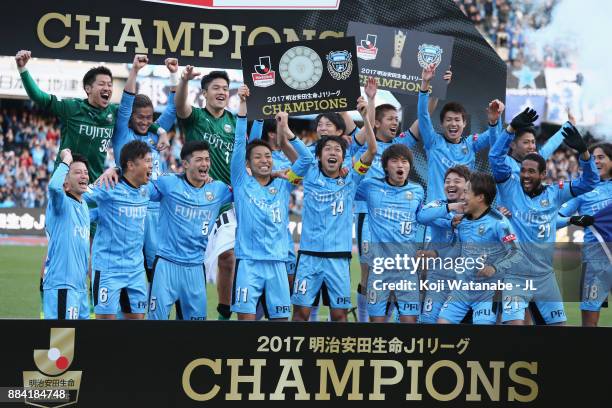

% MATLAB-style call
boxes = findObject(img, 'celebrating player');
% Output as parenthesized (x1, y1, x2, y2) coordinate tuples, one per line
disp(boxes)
(110, 55, 178, 281)
(355, 144, 425, 322)
(230, 86, 310, 320)
(175, 67, 261, 320)
(417, 165, 471, 323)
(558, 142, 612, 326)
(42, 149, 90, 319)
(290, 98, 377, 322)
(148, 141, 232, 320)
(437, 172, 522, 325)
(418, 63, 504, 201)
(15, 50, 118, 181)
(489, 109, 599, 325)
(86, 141, 153, 320)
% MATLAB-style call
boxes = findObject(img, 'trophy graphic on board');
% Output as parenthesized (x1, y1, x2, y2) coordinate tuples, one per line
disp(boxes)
(390, 30, 407, 69)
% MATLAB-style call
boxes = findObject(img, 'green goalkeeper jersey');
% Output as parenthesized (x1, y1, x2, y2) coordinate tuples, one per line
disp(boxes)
(20, 70, 118, 182)
(179, 107, 236, 185)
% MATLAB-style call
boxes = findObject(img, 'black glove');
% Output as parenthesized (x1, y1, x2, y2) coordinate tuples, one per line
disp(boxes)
(510, 108, 539, 130)
(562, 125, 588, 154)
(569, 215, 594, 227)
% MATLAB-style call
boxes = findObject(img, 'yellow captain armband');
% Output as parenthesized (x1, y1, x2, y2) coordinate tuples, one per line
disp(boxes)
(353, 159, 371, 175)
(286, 169, 303, 185)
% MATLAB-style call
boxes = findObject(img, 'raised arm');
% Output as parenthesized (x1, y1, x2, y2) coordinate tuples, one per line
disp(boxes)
(473, 99, 505, 152)
(276, 112, 313, 180)
(16, 50, 67, 117)
(230, 85, 250, 187)
(175, 65, 200, 119)
(353, 76, 377, 146)
(112, 55, 148, 165)
(357, 97, 376, 165)
(48, 150, 72, 213)
(275, 113, 299, 164)
(406, 68, 452, 142)
(248, 120, 264, 142)
(561, 125, 599, 200)
(156, 58, 179, 132)
(489, 129, 514, 183)
(417, 64, 440, 149)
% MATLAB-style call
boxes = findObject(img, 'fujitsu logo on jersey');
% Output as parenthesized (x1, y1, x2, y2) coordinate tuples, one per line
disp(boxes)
(73, 225, 89, 239)
(249, 196, 281, 211)
(175, 205, 213, 221)
(373, 207, 413, 222)
(118, 206, 147, 218)
(200, 132, 233, 151)
(78, 124, 113, 139)
(513, 210, 554, 225)
(308, 190, 345, 203)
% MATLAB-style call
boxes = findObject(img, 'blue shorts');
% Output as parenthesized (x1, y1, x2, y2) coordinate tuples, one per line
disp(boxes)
(231, 259, 291, 318)
(291, 253, 352, 309)
(367, 271, 420, 317)
(355, 213, 371, 264)
(419, 280, 453, 323)
(143, 208, 160, 271)
(502, 274, 565, 324)
(438, 288, 497, 325)
(580, 261, 611, 312)
(92, 269, 148, 315)
(149, 257, 207, 320)
(43, 288, 89, 320)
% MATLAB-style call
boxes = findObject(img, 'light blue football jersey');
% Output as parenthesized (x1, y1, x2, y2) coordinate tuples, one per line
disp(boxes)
(43, 163, 90, 291)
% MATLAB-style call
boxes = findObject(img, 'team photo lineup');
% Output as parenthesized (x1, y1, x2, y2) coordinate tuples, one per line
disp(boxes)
(9, 30, 611, 327)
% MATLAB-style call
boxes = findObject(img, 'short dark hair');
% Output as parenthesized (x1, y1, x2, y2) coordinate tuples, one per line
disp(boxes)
(315, 135, 347, 160)
(375, 104, 397, 122)
(201, 70, 230, 91)
(515, 126, 537, 141)
(246, 139, 272, 162)
(381, 144, 413, 174)
(181, 141, 210, 161)
(589, 142, 612, 159)
(469, 172, 496, 206)
(120, 140, 151, 172)
(71, 154, 89, 169)
(133, 94, 153, 111)
(440, 102, 467, 123)
(444, 165, 471, 182)
(83, 66, 113, 90)
(314, 113, 346, 134)
(522, 153, 546, 173)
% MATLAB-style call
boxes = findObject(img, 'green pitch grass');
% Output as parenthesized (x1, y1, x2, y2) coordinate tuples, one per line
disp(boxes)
(1, 245, 610, 326)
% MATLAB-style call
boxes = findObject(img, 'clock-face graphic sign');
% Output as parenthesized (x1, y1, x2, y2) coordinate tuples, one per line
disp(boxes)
(242, 37, 361, 119)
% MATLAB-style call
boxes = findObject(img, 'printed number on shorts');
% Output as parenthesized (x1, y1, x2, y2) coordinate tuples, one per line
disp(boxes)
(503, 295, 521, 310)
(149, 296, 157, 311)
(201, 221, 209, 235)
(235, 287, 248, 303)
(99, 287, 108, 303)
(293, 278, 307, 295)
(423, 297, 433, 312)
(585, 284, 599, 300)
(400, 221, 412, 235)
(67, 307, 79, 319)
(368, 288, 377, 304)
(441, 295, 452, 310)
(537, 223, 551, 239)
(331, 200, 344, 216)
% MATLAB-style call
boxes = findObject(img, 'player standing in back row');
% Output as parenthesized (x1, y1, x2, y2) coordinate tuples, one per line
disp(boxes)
(175, 67, 241, 320)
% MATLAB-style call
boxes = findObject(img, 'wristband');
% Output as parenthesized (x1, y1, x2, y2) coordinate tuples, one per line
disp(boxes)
(168, 70, 180, 87)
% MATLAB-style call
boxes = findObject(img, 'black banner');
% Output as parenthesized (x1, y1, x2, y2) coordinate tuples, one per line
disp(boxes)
(1, 0, 506, 182)
(241, 37, 360, 119)
(0, 208, 46, 236)
(0, 320, 610, 407)
(347, 22, 454, 98)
